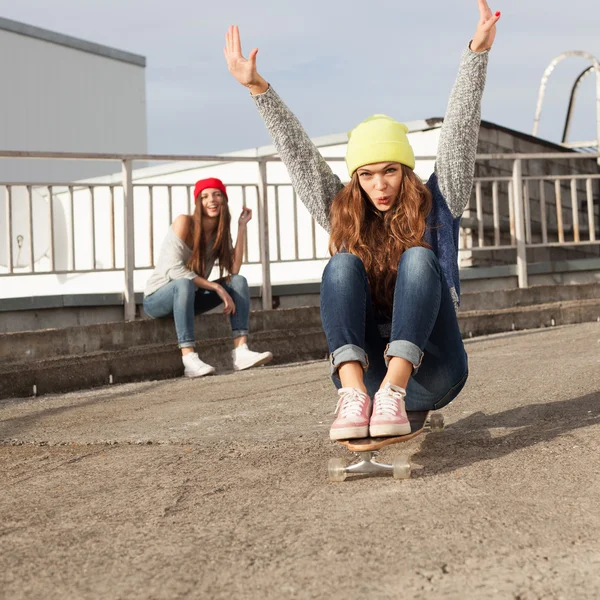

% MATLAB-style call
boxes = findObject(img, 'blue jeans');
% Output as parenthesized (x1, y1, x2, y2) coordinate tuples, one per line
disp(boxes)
(320, 248, 468, 411)
(143, 274, 250, 348)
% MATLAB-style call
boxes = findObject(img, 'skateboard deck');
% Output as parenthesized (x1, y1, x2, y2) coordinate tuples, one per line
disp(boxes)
(328, 411, 444, 481)
(338, 411, 431, 452)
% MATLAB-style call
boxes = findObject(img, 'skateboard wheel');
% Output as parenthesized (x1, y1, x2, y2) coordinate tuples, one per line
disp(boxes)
(327, 458, 347, 482)
(392, 455, 411, 480)
(429, 413, 445, 432)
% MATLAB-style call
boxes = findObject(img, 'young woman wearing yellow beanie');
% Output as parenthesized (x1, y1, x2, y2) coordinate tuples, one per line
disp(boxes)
(225, 0, 500, 440)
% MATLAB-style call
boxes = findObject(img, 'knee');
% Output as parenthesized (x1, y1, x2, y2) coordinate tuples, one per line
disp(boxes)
(398, 247, 439, 275)
(433, 363, 469, 410)
(322, 253, 366, 289)
(173, 278, 195, 296)
(228, 274, 248, 293)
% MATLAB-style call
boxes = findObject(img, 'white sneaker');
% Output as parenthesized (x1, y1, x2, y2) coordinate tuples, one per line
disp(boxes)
(232, 344, 273, 372)
(182, 352, 215, 378)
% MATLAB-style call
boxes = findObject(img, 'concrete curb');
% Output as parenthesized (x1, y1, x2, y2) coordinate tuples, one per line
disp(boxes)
(0, 306, 322, 364)
(459, 298, 600, 337)
(2, 297, 600, 400)
(1, 327, 327, 400)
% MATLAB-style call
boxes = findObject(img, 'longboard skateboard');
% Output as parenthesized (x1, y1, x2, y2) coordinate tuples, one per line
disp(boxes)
(328, 411, 444, 482)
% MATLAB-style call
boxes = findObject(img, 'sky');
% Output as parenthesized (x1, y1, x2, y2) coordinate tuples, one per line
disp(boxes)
(1, 0, 599, 155)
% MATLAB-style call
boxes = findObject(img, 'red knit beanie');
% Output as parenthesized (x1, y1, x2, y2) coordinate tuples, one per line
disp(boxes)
(194, 177, 227, 201)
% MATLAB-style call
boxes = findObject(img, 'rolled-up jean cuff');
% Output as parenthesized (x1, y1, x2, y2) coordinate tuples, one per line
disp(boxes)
(385, 340, 424, 374)
(330, 344, 368, 377)
(179, 341, 195, 349)
(232, 329, 248, 338)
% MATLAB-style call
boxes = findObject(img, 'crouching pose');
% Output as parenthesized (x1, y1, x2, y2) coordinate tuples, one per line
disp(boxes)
(225, 1, 500, 438)
(143, 177, 273, 377)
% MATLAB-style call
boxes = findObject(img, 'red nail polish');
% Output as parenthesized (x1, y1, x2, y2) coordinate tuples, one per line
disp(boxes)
(495, 11, 501, 16)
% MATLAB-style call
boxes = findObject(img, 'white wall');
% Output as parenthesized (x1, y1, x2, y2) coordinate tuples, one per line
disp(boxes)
(0, 28, 146, 183)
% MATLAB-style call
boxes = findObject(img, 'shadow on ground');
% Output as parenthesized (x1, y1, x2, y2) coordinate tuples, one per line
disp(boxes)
(410, 392, 600, 477)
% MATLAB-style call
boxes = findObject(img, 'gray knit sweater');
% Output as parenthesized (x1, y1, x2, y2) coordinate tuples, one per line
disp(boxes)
(251, 46, 488, 318)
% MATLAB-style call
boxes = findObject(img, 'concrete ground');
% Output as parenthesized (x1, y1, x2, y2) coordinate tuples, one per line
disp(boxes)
(1, 321, 600, 600)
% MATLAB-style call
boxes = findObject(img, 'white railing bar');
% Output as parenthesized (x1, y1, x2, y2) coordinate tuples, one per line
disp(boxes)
(475, 181, 484, 247)
(241, 186, 249, 262)
(1, 149, 599, 161)
(48, 185, 55, 272)
(69, 186, 75, 271)
(526, 240, 600, 248)
(474, 176, 514, 183)
(186, 185, 193, 217)
(122, 159, 135, 321)
(5, 186, 13, 274)
(570, 179, 580, 243)
(555, 180, 565, 243)
(524, 180, 532, 244)
(512, 159, 528, 288)
(3, 267, 133, 277)
(26, 185, 34, 272)
(464, 244, 517, 251)
(539, 180, 548, 244)
(274, 186, 281, 262)
(109, 186, 116, 269)
(292, 189, 300, 261)
(91, 187, 97, 269)
(257, 161, 272, 310)
(148, 186, 155, 268)
(586, 178, 596, 242)
(523, 173, 600, 181)
(492, 181, 500, 246)
(508, 181, 516, 245)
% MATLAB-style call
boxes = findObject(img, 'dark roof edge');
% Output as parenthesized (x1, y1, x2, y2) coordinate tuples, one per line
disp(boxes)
(427, 116, 575, 153)
(0, 16, 146, 67)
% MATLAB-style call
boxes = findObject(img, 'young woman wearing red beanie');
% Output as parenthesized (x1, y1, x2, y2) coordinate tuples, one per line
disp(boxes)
(225, 1, 500, 438)
(143, 177, 273, 377)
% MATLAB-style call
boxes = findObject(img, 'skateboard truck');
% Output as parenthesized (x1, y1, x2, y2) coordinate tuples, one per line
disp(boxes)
(328, 412, 444, 482)
(328, 452, 411, 482)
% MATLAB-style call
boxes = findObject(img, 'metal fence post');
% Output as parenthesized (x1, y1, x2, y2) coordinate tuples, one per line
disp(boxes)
(257, 159, 272, 310)
(122, 159, 136, 321)
(512, 158, 529, 288)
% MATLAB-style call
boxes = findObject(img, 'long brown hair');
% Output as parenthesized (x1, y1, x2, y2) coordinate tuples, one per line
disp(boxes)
(187, 194, 233, 280)
(328, 165, 432, 318)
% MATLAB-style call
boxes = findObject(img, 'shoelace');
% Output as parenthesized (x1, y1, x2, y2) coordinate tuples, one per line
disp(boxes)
(334, 388, 366, 419)
(374, 384, 406, 416)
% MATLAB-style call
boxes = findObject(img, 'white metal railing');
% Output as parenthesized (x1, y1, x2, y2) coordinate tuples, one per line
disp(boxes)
(1, 150, 599, 320)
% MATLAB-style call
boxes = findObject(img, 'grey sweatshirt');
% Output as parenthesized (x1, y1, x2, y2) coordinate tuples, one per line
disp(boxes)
(144, 229, 215, 297)
(251, 46, 488, 227)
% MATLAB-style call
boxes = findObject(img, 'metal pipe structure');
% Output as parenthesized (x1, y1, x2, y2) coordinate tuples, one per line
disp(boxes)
(532, 51, 600, 161)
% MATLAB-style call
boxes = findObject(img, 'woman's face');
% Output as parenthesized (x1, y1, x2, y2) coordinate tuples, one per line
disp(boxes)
(199, 188, 225, 219)
(356, 162, 403, 212)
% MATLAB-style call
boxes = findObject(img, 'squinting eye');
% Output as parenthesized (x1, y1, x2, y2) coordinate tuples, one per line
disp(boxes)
(359, 173, 370, 178)
(386, 168, 397, 174)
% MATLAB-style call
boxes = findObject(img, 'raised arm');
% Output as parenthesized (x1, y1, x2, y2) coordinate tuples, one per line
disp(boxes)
(224, 25, 342, 233)
(435, 0, 500, 218)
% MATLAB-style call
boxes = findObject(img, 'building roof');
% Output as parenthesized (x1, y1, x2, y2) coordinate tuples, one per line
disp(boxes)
(75, 118, 581, 185)
(0, 16, 146, 67)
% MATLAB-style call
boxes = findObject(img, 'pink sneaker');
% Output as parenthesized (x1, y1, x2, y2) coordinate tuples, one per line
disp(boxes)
(329, 388, 371, 440)
(370, 382, 411, 437)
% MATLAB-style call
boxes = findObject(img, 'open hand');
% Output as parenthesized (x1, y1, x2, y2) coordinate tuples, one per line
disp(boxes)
(224, 25, 268, 94)
(471, 0, 501, 52)
(238, 207, 252, 227)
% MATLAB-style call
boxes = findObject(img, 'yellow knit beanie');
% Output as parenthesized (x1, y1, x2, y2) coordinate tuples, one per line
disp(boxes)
(345, 114, 415, 177)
